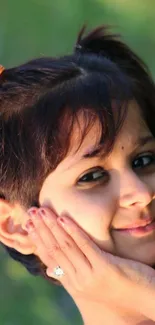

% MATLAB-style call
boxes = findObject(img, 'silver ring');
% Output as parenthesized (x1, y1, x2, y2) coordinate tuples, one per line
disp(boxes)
(53, 266, 64, 277)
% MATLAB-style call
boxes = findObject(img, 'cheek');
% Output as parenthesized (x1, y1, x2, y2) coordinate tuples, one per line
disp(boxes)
(145, 174, 155, 213)
(40, 183, 114, 243)
(148, 174, 155, 191)
(140, 173, 155, 197)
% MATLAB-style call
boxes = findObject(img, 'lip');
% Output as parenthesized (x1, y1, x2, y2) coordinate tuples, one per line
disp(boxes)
(113, 219, 155, 237)
(115, 218, 153, 231)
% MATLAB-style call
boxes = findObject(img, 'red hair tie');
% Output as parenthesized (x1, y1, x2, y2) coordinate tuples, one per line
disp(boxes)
(0, 65, 5, 75)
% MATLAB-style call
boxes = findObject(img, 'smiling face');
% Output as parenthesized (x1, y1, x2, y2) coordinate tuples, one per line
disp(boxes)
(39, 101, 155, 266)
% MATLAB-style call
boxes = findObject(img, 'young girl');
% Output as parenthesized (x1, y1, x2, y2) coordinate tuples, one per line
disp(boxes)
(0, 26, 155, 324)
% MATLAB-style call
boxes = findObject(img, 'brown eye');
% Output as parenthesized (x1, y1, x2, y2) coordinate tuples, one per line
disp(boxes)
(77, 167, 108, 185)
(132, 153, 155, 169)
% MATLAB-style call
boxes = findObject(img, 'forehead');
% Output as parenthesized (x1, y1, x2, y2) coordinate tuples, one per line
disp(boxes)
(57, 101, 152, 172)
(117, 100, 150, 147)
(71, 101, 149, 152)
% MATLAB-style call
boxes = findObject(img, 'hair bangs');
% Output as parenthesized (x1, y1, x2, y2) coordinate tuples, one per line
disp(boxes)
(35, 66, 132, 169)
(1, 25, 155, 280)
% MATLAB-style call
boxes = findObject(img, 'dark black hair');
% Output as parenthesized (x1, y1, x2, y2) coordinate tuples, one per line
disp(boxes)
(0, 26, 155, 284)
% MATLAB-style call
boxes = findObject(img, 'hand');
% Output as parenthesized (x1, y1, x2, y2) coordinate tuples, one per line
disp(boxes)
(26, 207, 155, 320)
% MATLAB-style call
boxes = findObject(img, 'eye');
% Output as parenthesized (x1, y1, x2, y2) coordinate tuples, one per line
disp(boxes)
(132, 153, 155, 169)
(77, 167, 109, 186)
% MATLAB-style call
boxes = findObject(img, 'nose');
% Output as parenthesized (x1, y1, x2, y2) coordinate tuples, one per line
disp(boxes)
(119, 170, 153, 208)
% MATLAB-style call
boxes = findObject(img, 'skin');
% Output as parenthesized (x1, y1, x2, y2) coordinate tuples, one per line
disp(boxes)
(39, 100, 155, 266)
(26, 207, 155, 324)
(1, 99, 155, 324)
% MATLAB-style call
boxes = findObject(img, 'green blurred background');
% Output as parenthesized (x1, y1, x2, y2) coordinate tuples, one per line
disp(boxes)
(0, 0, 155, 324)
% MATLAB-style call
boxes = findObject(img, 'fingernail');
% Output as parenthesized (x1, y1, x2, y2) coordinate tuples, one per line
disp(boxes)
(25, 219, 35, 231)
(39, 208, 46, 218)
(46, 268, 54, 277)
(28, 208, 37, 218)
(57, 216, 69, 227)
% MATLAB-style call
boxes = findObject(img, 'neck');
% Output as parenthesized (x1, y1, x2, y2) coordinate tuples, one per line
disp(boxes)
(75, 299, 154, 325)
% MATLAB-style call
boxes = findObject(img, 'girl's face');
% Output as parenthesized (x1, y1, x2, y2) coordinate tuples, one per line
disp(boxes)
(39, 101, 155, 265)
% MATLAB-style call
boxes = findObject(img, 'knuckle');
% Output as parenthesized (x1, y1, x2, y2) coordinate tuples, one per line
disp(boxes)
(63, 239, 73, 250)
(47, 244, 60, 256)
(79, 237, 89, 250)
(75, 268, 92, 289)
(75, 277, 91, 293)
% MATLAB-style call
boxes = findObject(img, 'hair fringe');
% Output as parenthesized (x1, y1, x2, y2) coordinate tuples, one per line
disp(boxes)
(75, 24, 149, 76)
(75, 25, 120, 52)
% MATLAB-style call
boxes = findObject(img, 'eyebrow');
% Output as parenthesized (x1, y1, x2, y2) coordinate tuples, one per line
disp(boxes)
(133, 135, 155, 149)
(83, 135, 155, 159)
(83, 144, 104, 158)
(63, 135, 155, 171)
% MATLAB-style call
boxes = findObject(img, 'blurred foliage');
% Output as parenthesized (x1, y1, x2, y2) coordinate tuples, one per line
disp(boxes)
(0, 0, 155, 324)
(1, 0, 155, 76)
(0, 248, 81, 325)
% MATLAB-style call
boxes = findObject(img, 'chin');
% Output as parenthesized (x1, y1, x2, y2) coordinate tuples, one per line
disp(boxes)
(134, 246, 155, 266)
(117, 249, 155, 267)
(128, 252, 155, 267)
(117, 238, 155, 266)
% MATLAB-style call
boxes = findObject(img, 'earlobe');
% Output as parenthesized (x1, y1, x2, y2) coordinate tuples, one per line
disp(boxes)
(0, 199, 36, 255)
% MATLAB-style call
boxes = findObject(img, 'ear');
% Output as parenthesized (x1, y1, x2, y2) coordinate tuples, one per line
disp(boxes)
(0, 199, 36, 255)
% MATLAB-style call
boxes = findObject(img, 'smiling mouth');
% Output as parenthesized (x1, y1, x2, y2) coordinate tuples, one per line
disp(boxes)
(114, 219, 155, 235)
(115, 219, 154, 231)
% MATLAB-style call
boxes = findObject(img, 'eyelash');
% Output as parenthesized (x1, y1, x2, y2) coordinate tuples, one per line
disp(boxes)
(77, 166, 108, 186)
(77, 152, 155, 186)
(132, 152, 155, 170)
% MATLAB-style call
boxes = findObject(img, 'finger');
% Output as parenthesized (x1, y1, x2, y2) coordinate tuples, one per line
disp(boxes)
(26, 219, 72, 285)
(26, 223, 64, 282)
(26, 219, 58, 269)
(38, 208, 92, 273)
(27, 214, 77, 283)
(56, 215, 105, 267)
(29, 210, 60, 251)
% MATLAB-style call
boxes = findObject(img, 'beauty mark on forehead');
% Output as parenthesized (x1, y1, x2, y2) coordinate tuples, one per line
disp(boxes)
(60, 135, 155, 172)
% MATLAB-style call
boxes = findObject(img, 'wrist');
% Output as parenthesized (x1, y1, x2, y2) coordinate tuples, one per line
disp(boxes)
(136, 284, 155, 321)
(75, 298, 127, 325)
(74, 293, 153, 325)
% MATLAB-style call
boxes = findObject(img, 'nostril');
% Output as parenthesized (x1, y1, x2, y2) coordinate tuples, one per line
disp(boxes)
(120, 192, 152, 208)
